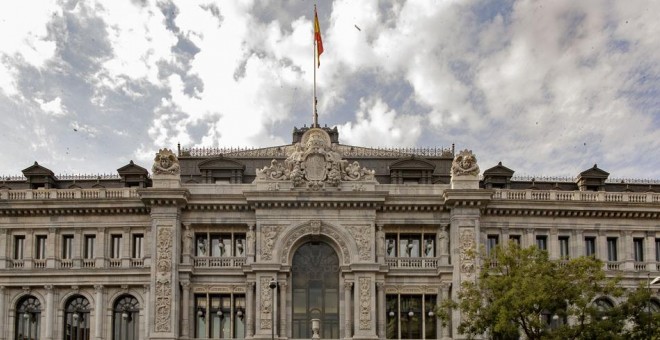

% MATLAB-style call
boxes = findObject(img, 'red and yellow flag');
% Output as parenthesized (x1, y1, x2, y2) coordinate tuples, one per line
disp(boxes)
(314, 7, 323, 67)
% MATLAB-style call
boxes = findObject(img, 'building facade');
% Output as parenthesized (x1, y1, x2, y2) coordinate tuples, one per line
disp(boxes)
(0, 126, 659, 340)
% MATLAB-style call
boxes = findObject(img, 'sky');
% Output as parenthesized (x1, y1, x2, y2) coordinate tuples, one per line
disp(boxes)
(0, 0, 658, 180)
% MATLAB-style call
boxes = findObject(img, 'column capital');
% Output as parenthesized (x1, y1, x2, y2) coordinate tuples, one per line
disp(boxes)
(181, 281, 191, 288)
(44, 285, 54, 291)
(344, 281, 354, 289)
(94, 285, 104, 292)
(376, 282, 384, 289)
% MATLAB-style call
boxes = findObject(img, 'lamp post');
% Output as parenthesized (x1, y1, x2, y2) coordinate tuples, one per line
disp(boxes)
(269, 278, 278, 340)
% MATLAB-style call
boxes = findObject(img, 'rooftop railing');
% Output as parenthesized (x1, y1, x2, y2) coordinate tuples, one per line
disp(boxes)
(0, 187, 139, 200)
(492, 189, 660, 203)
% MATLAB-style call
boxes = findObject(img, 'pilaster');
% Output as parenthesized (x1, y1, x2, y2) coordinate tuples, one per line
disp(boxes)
(0, 286, 5, 340)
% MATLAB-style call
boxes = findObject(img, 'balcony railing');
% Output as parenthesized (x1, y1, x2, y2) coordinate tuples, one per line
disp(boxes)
(131, 258, 145, 268)
(634, 262, 647, 271)
(60, 259, 73, 269)
(0, 187, 139, 200)
(33, 259, 46, 269)
(193, 256, 246, 268)
(109, 258, 122, 268)
(493, 189, 660, 203)
(385, 257, 439, 269)
(10, 259, 24, 268)
(82, 259, 95, 268)
(606, 261, 621, 271)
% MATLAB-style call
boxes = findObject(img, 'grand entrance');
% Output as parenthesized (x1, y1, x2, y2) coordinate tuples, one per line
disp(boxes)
(291, 242, 340, 338)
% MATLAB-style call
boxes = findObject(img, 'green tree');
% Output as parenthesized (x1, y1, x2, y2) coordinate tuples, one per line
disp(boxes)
(437, 243, 623, 340)
(618, 282, 660, 340)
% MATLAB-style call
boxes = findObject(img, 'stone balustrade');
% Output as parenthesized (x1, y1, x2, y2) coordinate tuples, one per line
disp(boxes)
(193, 256, 246, 268)
(493, 189, 660, 203)
(385, 257, 439, 269)
(0, 187, 139, 200)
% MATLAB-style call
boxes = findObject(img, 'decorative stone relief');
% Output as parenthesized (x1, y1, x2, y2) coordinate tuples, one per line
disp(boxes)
(451, 149, 480, 176)
(247, 225, 255, 255)
(459, 228, 476, 274)
(255, 128, 375, 190)
(376, 226, 384, 257)
(358, 277, 371, 330)
(260, 277, 274, 329)
(346, 225, 372, 261)
(155, 227, 173, 332)
(152, 148, 180, 175)
(260, 226, 282, 261)
(279, 222, 351, 265)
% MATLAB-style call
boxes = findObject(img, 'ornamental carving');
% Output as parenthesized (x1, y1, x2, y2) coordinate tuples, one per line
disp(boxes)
(255, 128, 375, 190)
(359, 277, 371, 330)
(153, 148, 180, 175)
(346, 225, 372, 261)
(260, 226, 282, 261)
(451, 149, 479, 176)
(280, 221, 351, 265)
(155, 227, 173, 332)
(260, 277, 274, 329)
(459, 229, 476, 274)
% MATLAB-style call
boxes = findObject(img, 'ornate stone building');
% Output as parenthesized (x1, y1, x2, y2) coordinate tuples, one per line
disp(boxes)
(0, 126, 659, 340)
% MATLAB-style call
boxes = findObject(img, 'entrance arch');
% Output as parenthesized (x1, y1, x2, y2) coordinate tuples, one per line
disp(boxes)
(291, 242, 340, 339)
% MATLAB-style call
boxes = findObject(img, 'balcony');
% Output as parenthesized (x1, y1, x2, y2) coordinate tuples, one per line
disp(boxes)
(385, 257, 439, 269)
(193, 256, 246, 268)
(0, 187, 139, 200)
(606, 261, 621, 271)
(33, 259, 46, 269)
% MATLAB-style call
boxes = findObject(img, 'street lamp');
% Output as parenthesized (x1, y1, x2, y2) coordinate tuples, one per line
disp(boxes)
(269, 278, 278, 340)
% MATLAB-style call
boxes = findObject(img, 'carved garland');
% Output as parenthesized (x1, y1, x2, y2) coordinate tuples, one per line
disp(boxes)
(155, 228, 173, 332)
(346, 225, 372, 261)
(459, 228, 476, 274)
(359, 277, 371, 330)
(260, 277, 274, 329)
(260, 226, 282, 261)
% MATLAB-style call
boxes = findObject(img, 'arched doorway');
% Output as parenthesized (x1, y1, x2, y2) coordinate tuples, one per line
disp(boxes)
(291, 242, 340, 339)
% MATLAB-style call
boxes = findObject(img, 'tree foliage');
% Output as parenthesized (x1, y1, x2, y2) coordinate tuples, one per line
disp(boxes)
(436, 243, 636, 340)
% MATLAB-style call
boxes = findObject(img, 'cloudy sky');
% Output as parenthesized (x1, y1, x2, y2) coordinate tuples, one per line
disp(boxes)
(0, 0, 658, 180)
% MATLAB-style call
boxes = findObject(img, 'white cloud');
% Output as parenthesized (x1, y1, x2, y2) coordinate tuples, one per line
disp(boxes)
(35, 96, 67, 116)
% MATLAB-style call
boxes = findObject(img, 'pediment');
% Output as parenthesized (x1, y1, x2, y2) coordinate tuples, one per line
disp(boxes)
(389, 157, 435, 171)
(21, 162, 55, 177)
(117, 160, 149, 176)
(198, 157, 246, 171)
(578, 164, 609, 179)
(483, 162, 515, 177)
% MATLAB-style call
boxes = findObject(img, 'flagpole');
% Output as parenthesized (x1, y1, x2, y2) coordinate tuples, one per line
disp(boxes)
(313, 5, 318, 128)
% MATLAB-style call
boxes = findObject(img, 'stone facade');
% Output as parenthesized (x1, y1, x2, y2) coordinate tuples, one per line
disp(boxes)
(0, 127, 659, 340)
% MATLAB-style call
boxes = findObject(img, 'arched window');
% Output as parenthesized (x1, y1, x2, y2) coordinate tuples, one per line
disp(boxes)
(63, 296, 91, 340)
(15, 295, 41, 340)
(594, 297, 615, 321)
(113, 295, 140, 340)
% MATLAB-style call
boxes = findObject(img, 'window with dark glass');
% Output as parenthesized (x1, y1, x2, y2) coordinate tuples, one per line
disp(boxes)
(132, 234, 143, 258)
(292, 242, 339, 339)
(656, 239, 660, 262)
(15, 295, 41, 340)
(536, 235, 547, 250)
(486, 235, 499, 255)
(386, 294, 437, 339)
(194, 293, 245, 339)
(559, 236, 570, 258)
(633, 238, 644, 262)
(63, 295, 91, 340)
(14, 235, 25, 260)
(35, 235, 47, 260)
(385, 232, 436, 258)
(112, 295, 139, 340)
(196, 232, 247, 257)
(111, 235, 122, 259)
(62, 235, 74, 259)
(509, 235, 521, 245)
(585, 237, 596, 257)
(607, 237, 618, 261)
(84, 235, 95, 259)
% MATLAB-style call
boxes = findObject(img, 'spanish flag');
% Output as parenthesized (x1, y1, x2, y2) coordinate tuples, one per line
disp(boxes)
(314, 7, 323, 67)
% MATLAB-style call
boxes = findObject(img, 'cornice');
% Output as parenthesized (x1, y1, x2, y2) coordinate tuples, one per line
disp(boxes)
(484, 207, 660, 219)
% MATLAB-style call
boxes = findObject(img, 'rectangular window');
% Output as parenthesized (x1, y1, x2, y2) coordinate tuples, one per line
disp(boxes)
(536, 235, 548, 250)
(633, 238, 644, 262)
(235, 234, 246, 257)
(486, 235, 499, 255)
(195, 293, 245, 339)
(607, 237, 618, 261)
(423, 235, 435, 257)
(84, 235, 95, 259)
(62, 235, 74, 259)
(111, 235, 122, 258)
(400, 235, 421, 257)
(132, 234, 144, 258)
(35, 235, 47, 260)
(559, 236, 570, 258)
(14, 236, 25, 260)
(585, 237, 596, 257)
(386, 235, 397, 257)
(509, 235, 521, 245)
(386, 294, 437, 339)
(656, 238, 660, 262)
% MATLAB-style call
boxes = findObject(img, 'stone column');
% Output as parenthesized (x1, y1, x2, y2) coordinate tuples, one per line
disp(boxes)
(376, 282, 385, 339)
(181, 281, 190, 338)
(0, 286, 5, 340)
(501, 227, 510, 247)
(121, 226, 131, 268)
(572, 230, 583, 258)
(549, 228, 559, 260)
(524, 228, 535, 248)
(353, 275, 378, 339)
(143, 285, 150, 340)
(95, 228, 106, 268)
(46, 228, 57, 269)
(45, 285, 54, 340)
(0, 229, 7, 269)
(246, 282, 255, 338)
(139, 182, 188, 340)
(646, 231, 656, 271)
(279, 280, 287, 338)
(440, 282, 451, 340)
(94, 285, 104, 340)
(344, 281, 353, 338)
(623, 231, 634, 271)
(598, 230, 608, 262)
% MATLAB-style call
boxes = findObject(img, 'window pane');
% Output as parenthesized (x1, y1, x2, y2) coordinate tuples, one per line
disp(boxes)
(536, 236, 547, 250)
(423, 236, 435, 257)
(36, 236, 47, 260)
(400, 235, 421, 257)
(559, 237, 569, 258)
(84, 236, 95, 259)
(607, 238, 618, 261)
(14, 236, 25, 259)
(62, 235, 74, 259)
(196, 235, 208, 256)
(234, 234, 246, 257)
(111, 235, 122, 258)
(487, 235, 499, 255)
(634, 238, 644, 262)
(132, 234, 143, 258)
(585, 237, 596, 256)
(386, 236, 397, 257)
